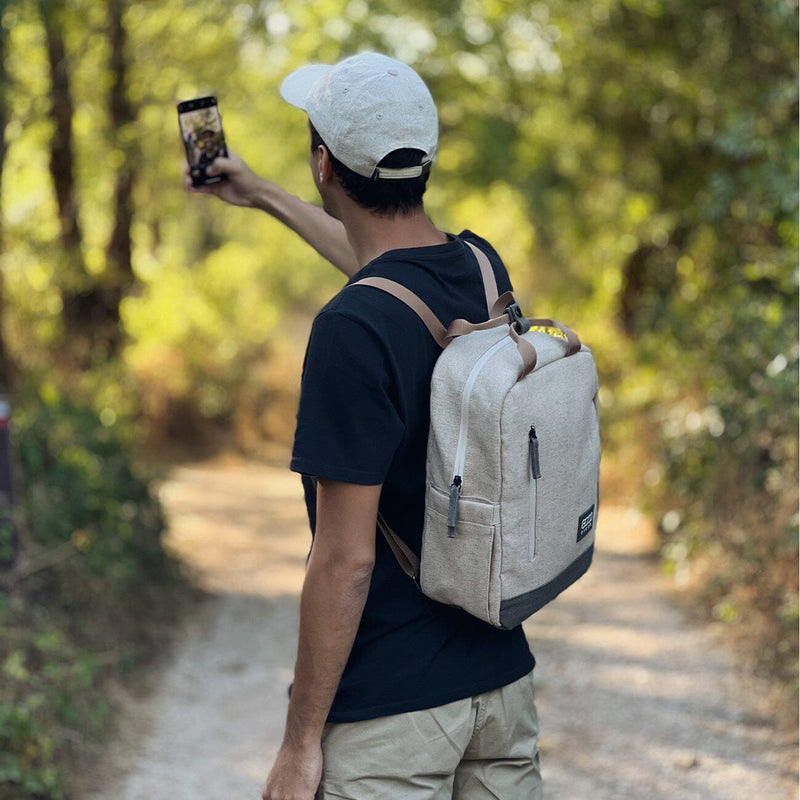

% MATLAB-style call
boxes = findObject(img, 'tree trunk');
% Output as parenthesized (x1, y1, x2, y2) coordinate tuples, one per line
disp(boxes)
(40, 0, 129, 361)
(40, 0, 82, 256)
(39, 0, 96, 360)
(618, 244, 655, 337)
(105, 0, 137, 321)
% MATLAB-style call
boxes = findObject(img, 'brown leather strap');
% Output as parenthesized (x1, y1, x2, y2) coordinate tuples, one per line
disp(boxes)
(377, 514, 420, 581)
(513, 318, 582, 377)
(491, 290, 516, 318)
(353, 277, 449, 348)
(510, 325, 538, 375)
(445, 311, 507, 340)
(526, 318, 582, 356)
(444, 313, 581, 378)
(356, 276, 581, 379)
(353, 241, 502, 348)
(464, 241, 499, 313)
(444, 312, 539, 376)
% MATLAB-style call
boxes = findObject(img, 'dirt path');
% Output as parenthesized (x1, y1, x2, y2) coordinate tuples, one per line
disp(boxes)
(85, 461, 797, 800)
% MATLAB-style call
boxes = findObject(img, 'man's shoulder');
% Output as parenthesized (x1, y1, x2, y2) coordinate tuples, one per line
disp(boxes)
(356, 231, 506, 281)
(457, 229, 501, 257)
(314, 230, 512, 335)
(311, 290, 395, 347)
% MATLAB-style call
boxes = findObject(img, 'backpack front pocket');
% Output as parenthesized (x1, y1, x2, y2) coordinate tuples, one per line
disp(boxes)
(420, 484, 501, 626)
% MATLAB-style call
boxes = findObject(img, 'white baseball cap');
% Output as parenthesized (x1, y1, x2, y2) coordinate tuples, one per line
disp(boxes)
(280, 52, 438, 180)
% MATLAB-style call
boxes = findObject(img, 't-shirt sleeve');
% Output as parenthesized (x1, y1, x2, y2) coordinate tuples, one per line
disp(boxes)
(290, 309, 404, 485)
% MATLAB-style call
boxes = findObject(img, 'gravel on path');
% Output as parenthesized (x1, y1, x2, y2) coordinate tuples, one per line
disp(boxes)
(83, 462, 798, 800)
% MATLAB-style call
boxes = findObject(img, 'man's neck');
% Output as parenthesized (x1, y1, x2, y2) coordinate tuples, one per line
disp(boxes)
(341, 205, 449, 268)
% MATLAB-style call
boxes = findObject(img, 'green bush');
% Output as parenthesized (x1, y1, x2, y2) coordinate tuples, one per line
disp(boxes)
(0, 388, 185, 799)
(15, 389, 173, 593)
(648, 277, 799, 693)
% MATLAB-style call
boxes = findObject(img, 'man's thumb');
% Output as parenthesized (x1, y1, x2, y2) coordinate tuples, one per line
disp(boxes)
(206, 155, 232, 175)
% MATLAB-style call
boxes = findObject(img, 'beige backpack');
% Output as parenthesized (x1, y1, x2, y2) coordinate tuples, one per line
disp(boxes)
(354, 242, 600, 629)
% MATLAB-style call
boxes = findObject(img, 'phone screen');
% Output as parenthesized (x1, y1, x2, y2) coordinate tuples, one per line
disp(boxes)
(177, 96, 228, 186)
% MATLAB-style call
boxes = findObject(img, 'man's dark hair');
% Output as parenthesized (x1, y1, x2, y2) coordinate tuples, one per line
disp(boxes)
(310, 124, 430, 217)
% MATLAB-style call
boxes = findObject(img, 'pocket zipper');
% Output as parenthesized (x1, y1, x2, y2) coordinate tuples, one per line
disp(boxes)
(529, 425, 541, 560)
(529, 425, 541, 479)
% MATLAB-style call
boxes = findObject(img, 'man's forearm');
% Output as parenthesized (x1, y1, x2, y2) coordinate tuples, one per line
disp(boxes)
(263, 480, 379, 800)
(192, 155, 360, 277)
(283, 551, 373, 747)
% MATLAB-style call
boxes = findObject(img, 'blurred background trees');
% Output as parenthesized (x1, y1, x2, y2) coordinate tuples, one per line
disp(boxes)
(0, 0, 796, 794)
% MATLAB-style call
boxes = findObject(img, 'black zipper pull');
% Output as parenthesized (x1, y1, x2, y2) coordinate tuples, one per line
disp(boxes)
(447, 476, 462, 538)
(529, 426, 541, 479)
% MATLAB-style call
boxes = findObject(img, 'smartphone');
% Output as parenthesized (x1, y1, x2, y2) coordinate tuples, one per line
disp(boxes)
(177, 96, 228, 186)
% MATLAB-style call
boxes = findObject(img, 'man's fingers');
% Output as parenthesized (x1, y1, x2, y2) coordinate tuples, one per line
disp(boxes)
(206, 155, 237, 176)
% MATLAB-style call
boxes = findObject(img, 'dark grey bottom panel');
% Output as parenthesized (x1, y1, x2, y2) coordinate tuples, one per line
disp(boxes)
(499, 545, 594, 629)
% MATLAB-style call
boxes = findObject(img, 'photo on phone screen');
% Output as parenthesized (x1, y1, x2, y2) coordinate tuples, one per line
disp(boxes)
(177, 96, 228, 186)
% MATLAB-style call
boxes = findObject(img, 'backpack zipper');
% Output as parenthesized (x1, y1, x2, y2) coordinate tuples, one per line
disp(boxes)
(529, 425, 541, 479)
(447, 336, 514, 536)
(447, 476, 462, 538)
(529, 425, 541, 560)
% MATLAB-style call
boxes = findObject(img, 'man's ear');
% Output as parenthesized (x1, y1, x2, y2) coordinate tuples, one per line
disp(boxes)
(316, 145, 335, 184)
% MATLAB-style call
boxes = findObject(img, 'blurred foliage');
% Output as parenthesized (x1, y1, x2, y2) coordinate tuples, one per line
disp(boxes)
(0, 0, 796, 792)
(0, 388, 185, 798)
(14, 390, 171, 584)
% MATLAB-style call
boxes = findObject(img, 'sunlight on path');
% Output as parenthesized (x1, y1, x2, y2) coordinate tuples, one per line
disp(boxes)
(160, 461, 311, 596)
(85, 461, 797, 800)
(530, 505, 797, 799)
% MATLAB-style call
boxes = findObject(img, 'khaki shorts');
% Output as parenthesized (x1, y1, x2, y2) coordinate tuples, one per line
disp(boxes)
(319, 671, 541, 800)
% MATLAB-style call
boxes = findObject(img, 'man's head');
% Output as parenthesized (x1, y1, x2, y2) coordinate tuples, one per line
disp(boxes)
(200, 129, 218, 154)
(280, 52, 438, 215)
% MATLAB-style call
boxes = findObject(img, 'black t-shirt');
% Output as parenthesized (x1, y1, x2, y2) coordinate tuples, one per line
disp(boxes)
(291, 230, 535, 723)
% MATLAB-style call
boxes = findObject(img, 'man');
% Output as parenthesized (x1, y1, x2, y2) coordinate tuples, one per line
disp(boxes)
(197, 128, 221, 168)
(189, 52, 540, 800)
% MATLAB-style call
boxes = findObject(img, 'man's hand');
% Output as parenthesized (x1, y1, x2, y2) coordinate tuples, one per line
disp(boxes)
(184, 154, 263, 208)
(262, 740, 323, 800)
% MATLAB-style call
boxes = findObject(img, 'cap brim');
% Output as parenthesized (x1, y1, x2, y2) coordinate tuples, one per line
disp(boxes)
(279, 64, 332, 110)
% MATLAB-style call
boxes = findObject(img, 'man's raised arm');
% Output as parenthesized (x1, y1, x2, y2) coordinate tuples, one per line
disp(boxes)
(186, 154, 360, 278)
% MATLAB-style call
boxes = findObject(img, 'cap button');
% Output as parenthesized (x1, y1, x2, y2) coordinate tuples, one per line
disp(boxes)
(388, 69, 398, 76)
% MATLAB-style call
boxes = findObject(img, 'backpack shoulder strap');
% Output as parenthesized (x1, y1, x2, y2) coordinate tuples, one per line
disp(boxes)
(377, 513, 421, 583)
(351, 276, 449, 348)
(351, 238, 502, 347)
(463, 240, 499, 314)
(350, 240, 503, 581)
